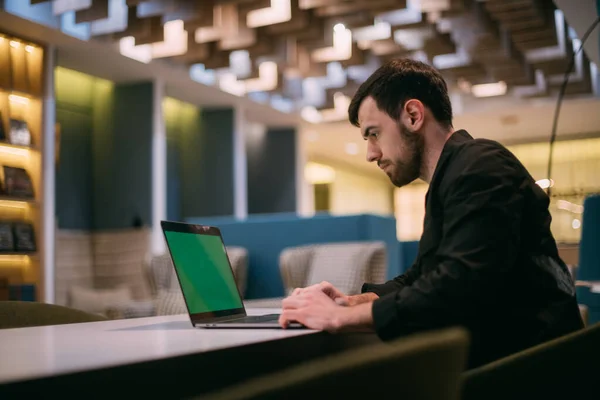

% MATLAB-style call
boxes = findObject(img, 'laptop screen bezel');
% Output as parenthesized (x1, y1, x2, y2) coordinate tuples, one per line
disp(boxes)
(160, 220, 247, 324)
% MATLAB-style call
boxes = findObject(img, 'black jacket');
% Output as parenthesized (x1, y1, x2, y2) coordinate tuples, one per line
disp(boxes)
(363, 130, 584, 368)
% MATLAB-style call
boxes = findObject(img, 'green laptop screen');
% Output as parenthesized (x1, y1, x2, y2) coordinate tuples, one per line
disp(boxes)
(164, 230, 243, 314)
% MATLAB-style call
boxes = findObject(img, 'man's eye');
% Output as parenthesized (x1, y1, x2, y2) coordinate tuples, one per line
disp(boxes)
(370, 132, 379, 138)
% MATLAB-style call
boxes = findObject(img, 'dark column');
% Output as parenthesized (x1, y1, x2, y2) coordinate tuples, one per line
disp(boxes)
(246, 126, 297, 215)
(165, 103, 236, 220)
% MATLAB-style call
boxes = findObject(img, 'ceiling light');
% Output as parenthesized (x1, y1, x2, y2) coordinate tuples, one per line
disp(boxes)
(557, 200, 584, 214)
(471, 81, 507, 98)
(247, 0, 292, 28)
(572, 219, 581, 230)
(535, 178, 554, 189)
(352, 21, 391, 42)
(312, 25, 352, 62)
(9, 40, 20, 48)
(151, 19, 188, 59)
(119, 36, 152, 63)
(345, 142, 359, 155)
(333, 23, 346, 33)
(25, 45, 34, 53)
(244, 61, 278, 93)
(301, 106, 323, 123)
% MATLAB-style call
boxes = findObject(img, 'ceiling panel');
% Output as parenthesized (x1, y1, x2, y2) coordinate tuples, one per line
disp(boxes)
(31, 0, 596, 121)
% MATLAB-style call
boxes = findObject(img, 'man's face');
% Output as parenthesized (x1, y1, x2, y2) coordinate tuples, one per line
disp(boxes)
(357, 96, 423, 187)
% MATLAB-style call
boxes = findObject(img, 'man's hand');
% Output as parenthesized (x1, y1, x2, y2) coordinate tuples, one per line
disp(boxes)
(280, 285, 375, 332)
(290, 281, 350, 306)
(290, 281, 380, 306)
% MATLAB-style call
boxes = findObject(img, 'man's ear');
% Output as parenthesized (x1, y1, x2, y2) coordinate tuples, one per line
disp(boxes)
(403, 99, 425, 131)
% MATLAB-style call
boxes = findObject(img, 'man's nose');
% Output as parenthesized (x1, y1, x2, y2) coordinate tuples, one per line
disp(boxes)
(366, 142, 381, 163)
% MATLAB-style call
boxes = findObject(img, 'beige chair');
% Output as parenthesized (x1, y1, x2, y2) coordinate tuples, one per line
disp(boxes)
(279, 241, 387, 295)
(461, 322, 600, 400)
(0, 301, 107, 329)
(245, 241, 387, 309)
(199, 327, 469, 400)
(107, 246, 249, 318)
(55, 228, 154, 316)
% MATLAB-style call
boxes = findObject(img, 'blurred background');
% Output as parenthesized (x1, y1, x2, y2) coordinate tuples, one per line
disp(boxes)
(0, 0, 598, 320)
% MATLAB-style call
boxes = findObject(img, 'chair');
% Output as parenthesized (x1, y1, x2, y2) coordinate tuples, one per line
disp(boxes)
(280, 241, 387, 296)
(55, 228, 154, 317)
(244, 241, 387, 309)
(0, 301, 107, 329)
(199, 327, 469, 400)
(106, 246, 249, 318)
(461, 322, 600, 400)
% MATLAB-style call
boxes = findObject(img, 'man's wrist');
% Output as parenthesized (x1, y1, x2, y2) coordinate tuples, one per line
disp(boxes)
(348, 292, 379, 306)
(334, 302, 375, 332)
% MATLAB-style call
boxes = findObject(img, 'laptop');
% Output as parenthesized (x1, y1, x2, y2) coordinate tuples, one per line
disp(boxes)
(161, 220, 303, 329)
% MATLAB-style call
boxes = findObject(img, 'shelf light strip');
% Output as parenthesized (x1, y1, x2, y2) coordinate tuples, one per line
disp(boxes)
(0, 146, 30, 157)
(0, 255, 30, 263)
(8, 94, 29, 104)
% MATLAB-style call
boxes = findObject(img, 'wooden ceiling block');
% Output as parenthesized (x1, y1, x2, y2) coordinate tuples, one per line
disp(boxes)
(314, 0, 399, 18)
(423, 32, 456, 59)
(75, 0, 109, 23)
(112, 6, 151, 39)
(39, 0, 586, 102)
(53, 0, 92, 15)
(133, 16, 164, 45)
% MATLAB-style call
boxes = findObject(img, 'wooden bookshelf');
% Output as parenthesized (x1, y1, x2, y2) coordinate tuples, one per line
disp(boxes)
(0, 31, 45, 302)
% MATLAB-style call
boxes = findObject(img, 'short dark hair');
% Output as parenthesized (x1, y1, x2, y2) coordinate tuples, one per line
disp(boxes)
(348, 58, 453, 129)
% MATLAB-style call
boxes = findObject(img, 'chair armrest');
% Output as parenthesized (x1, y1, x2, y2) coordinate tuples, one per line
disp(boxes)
(105, 300, 156, 319)
(279, 245, 316, 295)
(226, 246, 248, 299)
(366, 242, 387, 284)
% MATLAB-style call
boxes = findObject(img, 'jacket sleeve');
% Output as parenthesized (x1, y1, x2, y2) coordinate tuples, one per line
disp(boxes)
(371, 146, 525, 340)
(361, 262, 422, 297)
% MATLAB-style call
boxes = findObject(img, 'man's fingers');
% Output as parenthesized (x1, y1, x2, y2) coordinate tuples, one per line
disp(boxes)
(279, 309, 302, 328)
(282, 295, 306, 309)
(291, 288, 303, 296)
(334, 297, 349, 306)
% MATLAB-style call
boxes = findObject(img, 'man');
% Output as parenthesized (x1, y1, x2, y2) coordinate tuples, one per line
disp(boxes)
(279, 59, 584, 367)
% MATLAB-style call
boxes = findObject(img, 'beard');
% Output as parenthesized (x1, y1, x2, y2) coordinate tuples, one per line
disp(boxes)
(387, 123, 424, 187)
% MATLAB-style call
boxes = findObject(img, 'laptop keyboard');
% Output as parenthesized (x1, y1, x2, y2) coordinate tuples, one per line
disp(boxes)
(230, 314, 280, 323)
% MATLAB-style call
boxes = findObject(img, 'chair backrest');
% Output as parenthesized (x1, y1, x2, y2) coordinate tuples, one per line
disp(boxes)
(200, 327, 469, 400)
(0, 301, 107, 329)
(461, 322, 600, 400)
(279, 241, 387, 296)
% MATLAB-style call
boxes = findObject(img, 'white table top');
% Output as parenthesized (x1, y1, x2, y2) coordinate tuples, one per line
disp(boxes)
(0, 309, 316, 385)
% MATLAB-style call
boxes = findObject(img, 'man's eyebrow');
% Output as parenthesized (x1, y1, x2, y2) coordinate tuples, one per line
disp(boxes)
(362, 126, 375, 138)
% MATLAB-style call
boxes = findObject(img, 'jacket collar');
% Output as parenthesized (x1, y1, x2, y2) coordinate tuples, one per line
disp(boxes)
(428, 129, 473, 191)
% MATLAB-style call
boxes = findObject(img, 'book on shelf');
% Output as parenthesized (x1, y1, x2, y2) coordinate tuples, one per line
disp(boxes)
(9, 118, 32, 147)
(0, 222, 14, 251)
(13, 222, 36, 252)
(1, 166, 35, 198)
(0, 221, 36, 252)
